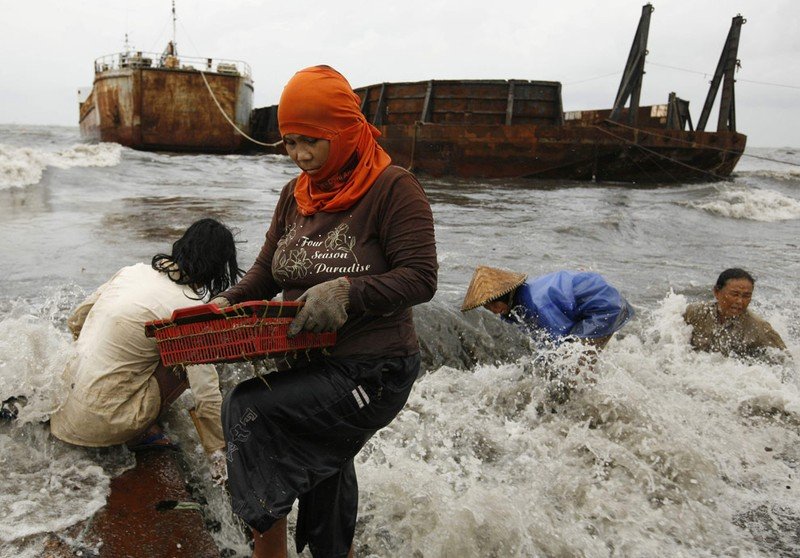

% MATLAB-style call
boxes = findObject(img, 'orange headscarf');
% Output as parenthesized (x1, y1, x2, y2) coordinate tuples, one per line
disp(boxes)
(278, 66, 392, 216)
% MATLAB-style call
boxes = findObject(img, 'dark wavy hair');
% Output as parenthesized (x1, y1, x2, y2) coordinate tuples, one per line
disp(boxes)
(152, 218, 244, 299)
(714, 268, 755, 291)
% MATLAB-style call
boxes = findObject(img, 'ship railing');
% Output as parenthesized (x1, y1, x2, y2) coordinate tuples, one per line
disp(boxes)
(93, 51, 251, 78)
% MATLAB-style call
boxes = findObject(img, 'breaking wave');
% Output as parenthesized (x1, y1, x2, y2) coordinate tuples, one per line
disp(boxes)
(0, 313, 72, 424)
(0, 428, 114, 543)
(353, 292, 800, 556)
(0, 299, 134, 554)
(686, 188, 800, 222)
(0, 143, 122, 189)
(739, 168, 800, 182)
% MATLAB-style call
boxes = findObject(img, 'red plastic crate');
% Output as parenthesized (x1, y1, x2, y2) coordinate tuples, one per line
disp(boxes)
(144, 301, 336, 366)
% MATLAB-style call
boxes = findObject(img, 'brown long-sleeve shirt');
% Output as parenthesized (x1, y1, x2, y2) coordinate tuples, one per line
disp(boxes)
(683, 301, 788, 363)
(222, 166, 438, 360)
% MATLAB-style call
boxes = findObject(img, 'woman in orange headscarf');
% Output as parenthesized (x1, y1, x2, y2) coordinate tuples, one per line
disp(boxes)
(212, 66, 438, 557)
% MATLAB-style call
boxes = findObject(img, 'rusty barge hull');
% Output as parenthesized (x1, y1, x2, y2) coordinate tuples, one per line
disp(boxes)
(79, 53, 253, 153)
(351, 78, 745, 183)
(370, 121, 745, 182)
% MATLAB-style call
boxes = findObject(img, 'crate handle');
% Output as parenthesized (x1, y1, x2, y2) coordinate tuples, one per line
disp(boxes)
(170, 303, 224, 320)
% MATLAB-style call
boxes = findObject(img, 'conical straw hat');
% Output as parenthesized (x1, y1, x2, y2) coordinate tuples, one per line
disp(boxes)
(461, 266, 527, 312)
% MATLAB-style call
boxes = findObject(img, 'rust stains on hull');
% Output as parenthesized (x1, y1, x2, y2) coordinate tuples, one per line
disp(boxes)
(79, 53, 253, 154)
(345, 78, 747, 183)
(375, 122, 745, 182)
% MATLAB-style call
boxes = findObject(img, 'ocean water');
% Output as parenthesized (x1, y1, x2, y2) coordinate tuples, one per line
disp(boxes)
(0, 124, 798, 557)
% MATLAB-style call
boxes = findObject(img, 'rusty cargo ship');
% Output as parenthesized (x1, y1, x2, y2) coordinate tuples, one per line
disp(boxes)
(78, 41, 253, 153)
(250, 5, 747, 183)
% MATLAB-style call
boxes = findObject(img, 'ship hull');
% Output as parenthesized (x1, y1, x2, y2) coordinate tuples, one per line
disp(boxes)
(354, 79, 745, 182)
(79, 67, 253, 153)
(373, 123, 746, 182)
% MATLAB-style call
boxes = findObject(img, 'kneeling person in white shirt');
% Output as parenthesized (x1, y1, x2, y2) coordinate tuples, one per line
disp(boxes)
(50, 218, 243, 476)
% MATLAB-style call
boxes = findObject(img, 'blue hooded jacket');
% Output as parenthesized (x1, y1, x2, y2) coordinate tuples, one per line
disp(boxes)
(507, 271, 634, 340)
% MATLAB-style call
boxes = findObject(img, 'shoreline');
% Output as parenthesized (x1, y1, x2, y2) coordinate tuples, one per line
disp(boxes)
(43, 449, 220, 557)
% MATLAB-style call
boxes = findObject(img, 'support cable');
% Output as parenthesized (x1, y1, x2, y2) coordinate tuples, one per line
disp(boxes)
(593, 125, 728, 181)
(564, 71, 622, 86)
(604, 120, 800, 168)
(199, 70, 282, 148)
(647, 61, 800, 90)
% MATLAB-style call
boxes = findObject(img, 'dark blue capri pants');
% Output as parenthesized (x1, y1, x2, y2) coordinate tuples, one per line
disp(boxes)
(223, 354, 419, 558)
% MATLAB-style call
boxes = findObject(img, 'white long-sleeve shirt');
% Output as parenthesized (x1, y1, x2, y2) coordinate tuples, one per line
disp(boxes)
(50, 263, 224, 454)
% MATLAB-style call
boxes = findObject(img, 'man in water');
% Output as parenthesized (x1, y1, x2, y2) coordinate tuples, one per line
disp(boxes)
(683, 268, 788, 363)
(461, 266, 634, 349)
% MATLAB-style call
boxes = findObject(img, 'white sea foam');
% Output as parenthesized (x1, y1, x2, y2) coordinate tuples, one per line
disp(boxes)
(349, 292, 800, 556)
(0, 304, 133, 555)
(0, 428, 112, 542)
(0, 312, 73, 423)
(688, 187, 800, 222)
(0, 142, 122, 189)
(1, 288, 798, 556)
(740, 168, 800, 182)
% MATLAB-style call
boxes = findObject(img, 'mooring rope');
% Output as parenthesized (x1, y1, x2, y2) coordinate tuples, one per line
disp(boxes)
(593, 125, 728, 181)
(199, 69, 282, 148)
(605, 120, 800, 168)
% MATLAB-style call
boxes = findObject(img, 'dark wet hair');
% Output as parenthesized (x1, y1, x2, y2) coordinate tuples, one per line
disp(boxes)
(714, 268, 755, 291)
(152, 218, 244, 299)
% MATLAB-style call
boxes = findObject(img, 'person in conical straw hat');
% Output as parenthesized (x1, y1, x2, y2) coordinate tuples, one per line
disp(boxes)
(462, 266, 634, 349)
(461, 266, 528, 314)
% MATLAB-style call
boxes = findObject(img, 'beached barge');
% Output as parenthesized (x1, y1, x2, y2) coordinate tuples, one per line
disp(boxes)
(250, 5, 746, 183)
(350, 80, 745, 182)
(79, 42, 253, 153)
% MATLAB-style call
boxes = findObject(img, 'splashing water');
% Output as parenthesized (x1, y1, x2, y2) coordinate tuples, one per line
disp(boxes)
(0, 298, 135, 556)
(0, 312, 72, 423)
(686, 187, 800, 222)
(0, 142, 122, 189)
(351, 293, 799, 557)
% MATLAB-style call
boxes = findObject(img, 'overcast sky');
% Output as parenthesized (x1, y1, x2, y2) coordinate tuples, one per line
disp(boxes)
(1, 0, 798, 146)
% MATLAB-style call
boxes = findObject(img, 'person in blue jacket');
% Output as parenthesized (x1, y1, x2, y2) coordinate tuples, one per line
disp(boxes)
(461, 266, 634, 349)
